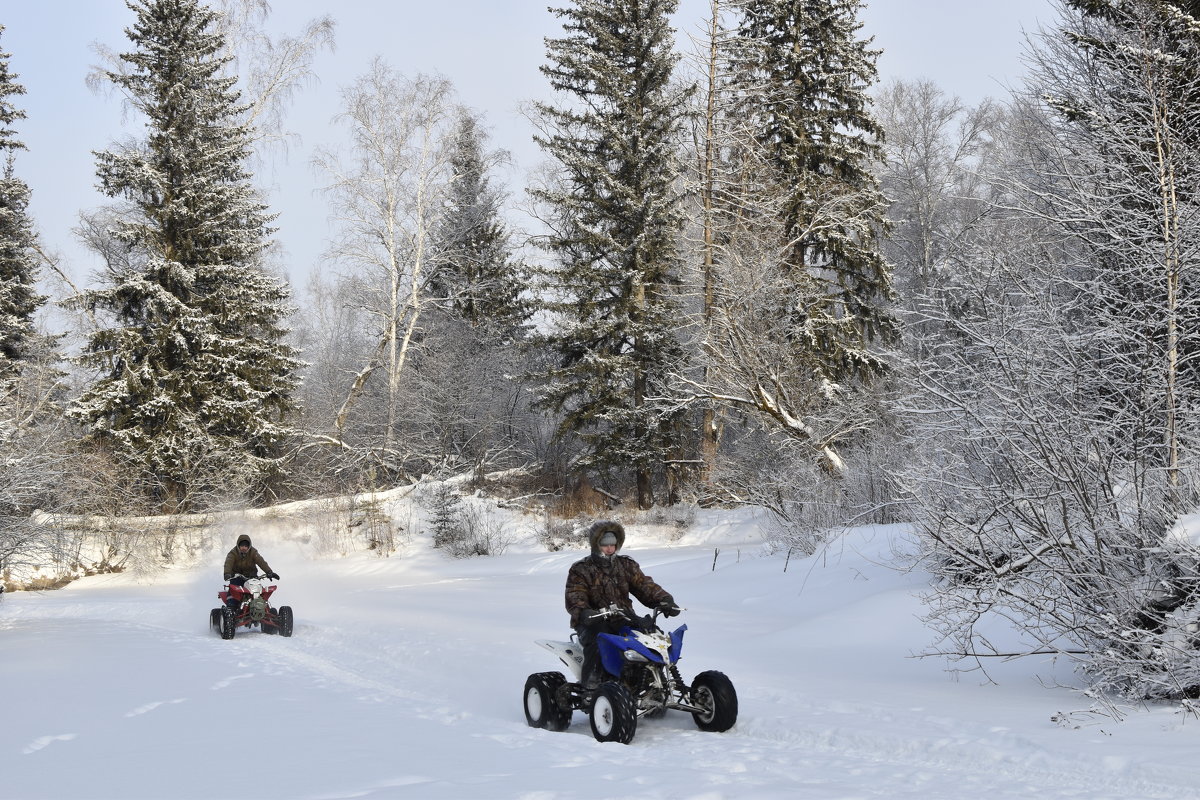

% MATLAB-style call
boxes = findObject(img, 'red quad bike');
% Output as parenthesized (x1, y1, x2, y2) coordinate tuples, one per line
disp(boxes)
(209, 575, 294, 639)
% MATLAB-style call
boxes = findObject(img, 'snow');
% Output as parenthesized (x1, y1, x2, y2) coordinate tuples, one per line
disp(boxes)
(5, 502, 1200, 799)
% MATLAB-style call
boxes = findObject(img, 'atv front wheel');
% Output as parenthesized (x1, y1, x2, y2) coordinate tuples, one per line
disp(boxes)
(589, 682, 637, 744)
(523, 672, 571, 731)
(278, 605, 294, 637)
(690, 670, 737, 732)
(219, 606, 236, 640)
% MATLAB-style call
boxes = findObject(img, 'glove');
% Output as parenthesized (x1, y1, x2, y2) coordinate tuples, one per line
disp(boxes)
(657, 601, 680, 617)
(267, 572, 280, 580)
(577, 608, 600, 626)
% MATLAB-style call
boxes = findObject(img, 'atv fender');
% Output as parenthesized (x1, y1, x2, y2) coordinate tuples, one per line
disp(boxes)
(535, 639, 585, 682)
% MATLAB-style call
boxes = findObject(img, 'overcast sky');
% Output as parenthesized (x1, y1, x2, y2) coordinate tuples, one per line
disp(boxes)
(2, 0, 1057, 294)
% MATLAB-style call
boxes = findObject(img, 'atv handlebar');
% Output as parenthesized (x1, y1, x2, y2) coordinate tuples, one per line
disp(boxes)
(593, 603, 685, 631)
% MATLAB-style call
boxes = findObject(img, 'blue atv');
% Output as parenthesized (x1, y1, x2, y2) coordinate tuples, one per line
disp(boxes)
(523, 605, 738, 744)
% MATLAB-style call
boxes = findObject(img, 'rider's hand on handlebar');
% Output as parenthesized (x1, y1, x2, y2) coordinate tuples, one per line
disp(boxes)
(267, 572, 279, 580)
(657, 602, 681, 617)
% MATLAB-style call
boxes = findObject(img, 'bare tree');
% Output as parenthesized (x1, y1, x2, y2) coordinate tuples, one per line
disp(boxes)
(312, 65, 459, 479)
(874, 79, 1005, 322)
(901, 3, 1200, 701)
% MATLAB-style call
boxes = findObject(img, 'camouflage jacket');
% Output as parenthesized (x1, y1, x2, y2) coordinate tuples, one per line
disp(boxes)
(564, 520, 674, 627)
(564, 553, 673, 628)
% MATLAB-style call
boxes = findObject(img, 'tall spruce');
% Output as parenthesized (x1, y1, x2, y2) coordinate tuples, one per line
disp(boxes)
(728, 0, 895, 378)
(430, 112, 526, 336)
(0, 26, 45, 374)
(69, 0, 300, 511)
(531, 0, 691, 508)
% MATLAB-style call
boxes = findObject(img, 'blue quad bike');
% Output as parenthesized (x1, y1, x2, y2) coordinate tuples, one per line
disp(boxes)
(523, 605, 738, 744)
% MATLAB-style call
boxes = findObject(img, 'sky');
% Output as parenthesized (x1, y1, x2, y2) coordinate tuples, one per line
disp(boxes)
(4, 492, 1200, 799)
(0, 0, 1057, 298)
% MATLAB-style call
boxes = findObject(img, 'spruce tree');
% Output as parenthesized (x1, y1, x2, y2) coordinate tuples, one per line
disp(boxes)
(729, 0, 895, 378)
(69, 0, 300, 511)
(532, 0, 690, 508)
(0, 27, 45, 373)
(430, 112, 525, 336)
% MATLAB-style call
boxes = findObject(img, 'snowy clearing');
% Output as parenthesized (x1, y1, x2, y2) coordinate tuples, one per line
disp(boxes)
(4, 507, 1200, 799)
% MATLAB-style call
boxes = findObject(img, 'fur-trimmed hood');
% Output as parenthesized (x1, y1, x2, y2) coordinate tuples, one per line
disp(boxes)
(586, 520, 625, 557)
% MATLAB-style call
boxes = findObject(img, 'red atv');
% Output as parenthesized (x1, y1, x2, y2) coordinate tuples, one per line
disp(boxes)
(209, 575, 294, 639)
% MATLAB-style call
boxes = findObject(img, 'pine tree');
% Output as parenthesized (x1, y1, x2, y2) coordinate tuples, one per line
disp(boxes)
(728, 0, 895, 378)
(531, 0, 691, 508)
(430, 112, 526, 336)
(69, 0, 301, 511)
(0, 26, 45, 373)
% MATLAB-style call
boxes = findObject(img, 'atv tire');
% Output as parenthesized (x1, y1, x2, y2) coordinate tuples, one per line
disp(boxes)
(209, 608, 221, 631)
(589, 681, 637, 744)
(690, 670, 737, 732)
(523, 672, 571, 731)
(278, 605, 294, 637)
(219, 606, 236, 640)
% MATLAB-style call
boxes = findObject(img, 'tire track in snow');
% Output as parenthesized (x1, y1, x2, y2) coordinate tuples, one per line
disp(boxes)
(710, 691, 1196, 800)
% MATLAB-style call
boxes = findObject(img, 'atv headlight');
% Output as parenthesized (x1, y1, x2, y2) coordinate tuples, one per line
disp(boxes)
(622, 650, 649, 663)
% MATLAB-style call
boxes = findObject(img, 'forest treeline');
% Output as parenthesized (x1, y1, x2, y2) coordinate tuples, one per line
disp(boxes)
(4, 0, 1200, 703)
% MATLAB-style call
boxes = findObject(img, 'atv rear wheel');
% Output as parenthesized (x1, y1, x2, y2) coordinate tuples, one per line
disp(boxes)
(278, 605, 294, 637)
(219, 606, 236, 640)
(589, 682, 637, 744)
(209, 608, 221, 631)
(523, 672, 571, 731)
(690, 670, 737, 732)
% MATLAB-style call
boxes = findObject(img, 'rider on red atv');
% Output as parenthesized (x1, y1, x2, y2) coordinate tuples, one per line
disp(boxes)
(222, 534, 278, 609)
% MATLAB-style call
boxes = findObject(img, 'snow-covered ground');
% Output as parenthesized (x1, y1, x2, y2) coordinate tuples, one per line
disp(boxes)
(5, 503, 1200, 799)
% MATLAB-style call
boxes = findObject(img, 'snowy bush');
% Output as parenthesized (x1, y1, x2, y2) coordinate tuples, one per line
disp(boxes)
(536, 512, 589, 552)
(423, 482, 513, 557)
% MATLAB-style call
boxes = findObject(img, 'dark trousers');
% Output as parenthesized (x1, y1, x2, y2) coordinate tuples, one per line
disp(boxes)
(576, 617, 626, 686)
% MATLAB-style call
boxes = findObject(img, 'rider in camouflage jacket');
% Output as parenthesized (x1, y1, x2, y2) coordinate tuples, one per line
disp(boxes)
(565, 521, 674, 627)
(565, 520, 677, 686)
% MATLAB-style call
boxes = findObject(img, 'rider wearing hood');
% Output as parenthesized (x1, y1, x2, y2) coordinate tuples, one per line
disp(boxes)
(223, 534, 278, 588)
(565, 520, 678, 687)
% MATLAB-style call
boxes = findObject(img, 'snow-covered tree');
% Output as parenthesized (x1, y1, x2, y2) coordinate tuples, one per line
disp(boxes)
(429, 111, 527, 336)
(0, 26, 74, 577)
(904, 1, 1200, 701)
(89, 0, 336, 161)
(874, 79, 1004, 328)
(0, 26, 46, 374)
(727, 0, 896, 378)
(69, 0, 301, 512)
(531, 0, 692, 508)
(673, 0, 895, 485)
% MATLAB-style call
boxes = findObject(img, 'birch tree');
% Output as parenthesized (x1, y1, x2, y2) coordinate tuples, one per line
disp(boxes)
(313, 65, 458, 480)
